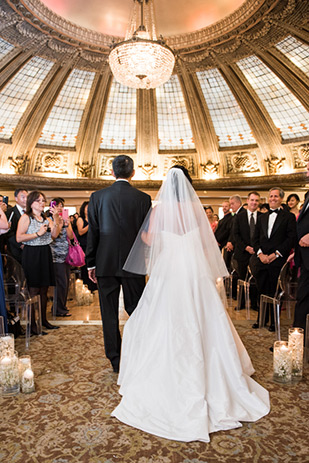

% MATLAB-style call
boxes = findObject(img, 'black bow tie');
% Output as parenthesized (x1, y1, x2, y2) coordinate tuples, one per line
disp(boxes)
(269, 209, 279, 214)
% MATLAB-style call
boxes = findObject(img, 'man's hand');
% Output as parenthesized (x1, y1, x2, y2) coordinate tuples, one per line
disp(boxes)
(245, 245, 255, 255)
(225, 241, 234, 252)
(258, 253, 270, 264)
(267, 253, 277, 264)
(88, 268, 97, 284)
(299, 233, 309, 247)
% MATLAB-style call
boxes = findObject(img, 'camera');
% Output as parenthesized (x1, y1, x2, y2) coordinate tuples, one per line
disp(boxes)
(46, 226, 51, 232)
(2, 195, 8, 205)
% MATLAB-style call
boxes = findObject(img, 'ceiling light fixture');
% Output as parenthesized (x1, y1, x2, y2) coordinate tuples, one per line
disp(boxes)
(109, 0, 175, 90)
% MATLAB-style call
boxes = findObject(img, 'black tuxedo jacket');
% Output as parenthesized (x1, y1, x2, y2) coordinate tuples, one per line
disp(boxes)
(253, 208, 296, 268)
(86, 181, 151, 277)
(228, 206, 246, 246)
(233, 210, 261, 262)
(5, 205, 23, 263)
(295, 194, 309, 270)
(214, 212, 233, 248)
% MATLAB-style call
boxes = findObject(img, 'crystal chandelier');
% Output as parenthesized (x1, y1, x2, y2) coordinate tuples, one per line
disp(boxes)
(109, 0, 175, 90)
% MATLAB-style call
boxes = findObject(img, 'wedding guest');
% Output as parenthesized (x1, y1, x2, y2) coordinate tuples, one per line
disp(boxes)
(77, 201, 97, 293)
(5, 189, 28, 264)
(286, 193, 300, 217)
(259, 203, 270, 213)
(0, 208, 9, 332)
(204, 206, 218, 232)
(49, 198, 74, 317)
(16, 191, 61, 333)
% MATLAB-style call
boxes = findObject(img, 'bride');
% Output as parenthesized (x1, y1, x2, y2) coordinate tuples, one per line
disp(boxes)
(111, 166, 270, 443)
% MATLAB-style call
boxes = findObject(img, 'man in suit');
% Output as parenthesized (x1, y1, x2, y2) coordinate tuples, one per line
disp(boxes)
(252, 187, 296, 330)
(215, 200, 233, 253)
(293, 162, 309, 335)
(233, 191, 261, 310)
(5, 189, 28, 264)
(86, 155, 152, 373)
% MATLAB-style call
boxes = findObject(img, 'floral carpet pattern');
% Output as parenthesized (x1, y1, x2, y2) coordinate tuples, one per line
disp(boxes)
(0, 322, 308, 463)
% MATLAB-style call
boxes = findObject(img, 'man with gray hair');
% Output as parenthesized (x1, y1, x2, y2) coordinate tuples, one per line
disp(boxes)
(251, 187, 296, 330)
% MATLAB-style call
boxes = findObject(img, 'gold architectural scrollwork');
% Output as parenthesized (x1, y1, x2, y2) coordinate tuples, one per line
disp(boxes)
(226, 151, 260, 174)
(75, 162, 94, 178)
(9, 154, 30, 174)
(200, 161, 219, 178)
(292, 144, 309, 169)
(164, 156, 196, 177)
(266, 155, 286, 174)
(137, 164, 158, 180)
(98, 156, 115, 177)
(34, 151, 68, 174)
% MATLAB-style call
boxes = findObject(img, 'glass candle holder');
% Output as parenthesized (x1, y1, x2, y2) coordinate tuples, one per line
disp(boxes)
(288, 328, 304, 380)
(19, 355, 32, 380)
(21, 368, 35, 394)
(273, 341, 292, 383)
(0, 350, 20, 396)
(0, 333, 15, 357)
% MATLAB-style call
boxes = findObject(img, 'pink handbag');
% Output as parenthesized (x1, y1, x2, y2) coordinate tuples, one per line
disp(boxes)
(65, 233, 85, 267)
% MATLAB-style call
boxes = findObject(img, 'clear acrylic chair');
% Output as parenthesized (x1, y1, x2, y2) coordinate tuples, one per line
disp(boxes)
(2, 254, 42, 349)
(259, 261, 295, 341)
(236, 265, 256, 320)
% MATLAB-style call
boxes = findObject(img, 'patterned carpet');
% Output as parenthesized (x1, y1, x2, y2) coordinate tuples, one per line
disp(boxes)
(0, 322, 308, 463)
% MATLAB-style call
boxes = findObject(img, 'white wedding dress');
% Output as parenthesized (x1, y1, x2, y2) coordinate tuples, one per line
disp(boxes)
(111, 228, 270, 443)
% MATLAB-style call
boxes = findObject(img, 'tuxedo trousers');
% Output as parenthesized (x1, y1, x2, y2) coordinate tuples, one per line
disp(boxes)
(97, 275, 146, 369)
(255, 263, 281, 325)
(293, 263, 309, 334)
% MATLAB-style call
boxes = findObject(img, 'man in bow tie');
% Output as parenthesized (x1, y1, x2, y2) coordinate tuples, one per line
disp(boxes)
(251, 187, 296, 330)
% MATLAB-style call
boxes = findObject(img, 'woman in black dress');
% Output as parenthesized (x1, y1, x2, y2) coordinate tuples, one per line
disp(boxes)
(16, 191, 61, 333)
(76, 201, 97, 292)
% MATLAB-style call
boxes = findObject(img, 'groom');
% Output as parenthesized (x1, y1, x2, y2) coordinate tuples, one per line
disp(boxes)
(86, 155, 152, 372)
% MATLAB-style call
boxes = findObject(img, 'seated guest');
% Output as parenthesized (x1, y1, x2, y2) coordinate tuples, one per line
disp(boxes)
(16, 191, 61, 334)
(251, 187, 296, 331)
(286, 193, 300, 217)
(204, 206, 218, 232)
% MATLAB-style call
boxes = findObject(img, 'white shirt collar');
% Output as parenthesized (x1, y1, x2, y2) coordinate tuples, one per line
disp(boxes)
(16, 204, 24, 214)
(115, 178, 129, 183)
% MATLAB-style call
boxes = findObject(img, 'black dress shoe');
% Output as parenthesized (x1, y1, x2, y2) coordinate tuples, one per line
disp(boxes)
(252, 323, 259, 329)
(31, 330, 48, 336)
(43, 322, 59, 330)
(268, 325, 275, 332)
(55, 312, 72, 317)
(269, 346, 274, 352)
(113, 367, 119, 373)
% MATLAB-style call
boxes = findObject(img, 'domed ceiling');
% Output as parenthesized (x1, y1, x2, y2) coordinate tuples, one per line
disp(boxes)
(0, 0, 308, 192)
(40, 0, 245, 37)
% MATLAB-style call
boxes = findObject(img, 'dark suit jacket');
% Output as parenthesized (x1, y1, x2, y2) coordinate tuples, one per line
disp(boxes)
(253, 209, 296, 268)
(228, 206, 246, 246)
(234, 210, 261, 263)
(86, 181, 152, 277)
(295, 194, 309, 270)
(214, 212, 233, 249)
(5, 205, 23, 263)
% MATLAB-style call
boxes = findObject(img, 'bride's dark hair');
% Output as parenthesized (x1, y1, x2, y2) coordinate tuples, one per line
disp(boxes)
(170, 165, 192, 184)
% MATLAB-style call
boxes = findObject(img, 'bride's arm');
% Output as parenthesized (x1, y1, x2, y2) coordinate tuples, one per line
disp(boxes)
(141, 206, 156, 246)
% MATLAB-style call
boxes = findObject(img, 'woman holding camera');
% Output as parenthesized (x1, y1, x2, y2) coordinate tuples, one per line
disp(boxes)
(16, 190, 61, 333)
